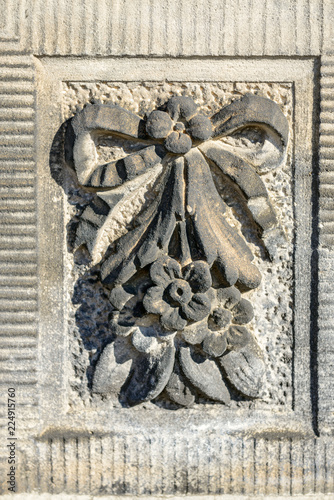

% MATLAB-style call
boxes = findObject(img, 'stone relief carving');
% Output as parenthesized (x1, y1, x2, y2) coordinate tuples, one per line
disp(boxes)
(61, 91, 289, 407)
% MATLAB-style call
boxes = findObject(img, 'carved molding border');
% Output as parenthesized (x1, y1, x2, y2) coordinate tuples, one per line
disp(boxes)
(34, 57, 315, 435)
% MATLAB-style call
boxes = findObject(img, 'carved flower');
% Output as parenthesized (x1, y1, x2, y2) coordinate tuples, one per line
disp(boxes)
(145, 96, 213, 154)
(143, 256, 213, 331)
(182, 286, 254, 357)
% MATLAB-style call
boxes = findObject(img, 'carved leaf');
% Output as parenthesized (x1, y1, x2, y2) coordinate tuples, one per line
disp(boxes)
(219, 337, 265, 397)
(179, 345, 231, 404)
(185, 148, 261, 290)
(165, 365, 195, 407)
(89, 163, 163, 264)
(124, 340, 175, 404)
(101, 157, 185, 285)
(92, 337, 133, 395)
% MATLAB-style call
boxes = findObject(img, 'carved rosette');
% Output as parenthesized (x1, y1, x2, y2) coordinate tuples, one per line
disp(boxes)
(67, 93, 289, 406)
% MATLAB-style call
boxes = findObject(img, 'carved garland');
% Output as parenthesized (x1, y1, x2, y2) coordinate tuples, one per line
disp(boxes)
(67, 93, 289, 406)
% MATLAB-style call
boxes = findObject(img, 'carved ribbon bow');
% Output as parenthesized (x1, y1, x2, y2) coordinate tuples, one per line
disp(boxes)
(69, 94, 288, 407)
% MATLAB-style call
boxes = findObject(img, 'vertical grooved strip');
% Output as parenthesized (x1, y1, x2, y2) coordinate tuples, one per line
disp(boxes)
(83, 0, 93, 55)
(8, 436, 334, 493)
(303, 439, 315, 494)
(64, 438, 76, 493)
(55, 0, 66, 54)
(291, 439, 303, 495)
(310, 0, 321, 54)
(96, 0, 107, 55)
(296, 0, 309, 54)
(69, 0, 80, 54)
(325, 439, 334, 493)
(207, 435, 217, 494)
(30, 0, 42, 53)
(37, 441, 50, 493)
(119, 0, 127, 56)
(50, 438, 65, 494)
(315, 438, 325, 493)
(77, 437, 89, 494)
(90, 435, 102, 494)
(166, 0, 178, 56)
(162, 433, 174, 494)
(110, 434, 115, 494)
(243, 438, 255, 495)
(266, 439, 279, 494)
(249, 0, 261, 55)
(137, 0, 149, 55)
(222, 0, 234, 54)
(236, 0, 249, 56)
(254, 438, 266, 495)
(213, 0, 223, 56)
(8, 0, 323, 55)
(230, 437, 243, 494)
(180, 0, 193, 56)
(279, 439, 291, 495)
(50, 0, 58, 55)
(100, 435, 111, 492)
(112, 0, 122, 56)
(319, 56, 334, 433)
(149, 0, 160, 56)
(2, 0, 15, 36)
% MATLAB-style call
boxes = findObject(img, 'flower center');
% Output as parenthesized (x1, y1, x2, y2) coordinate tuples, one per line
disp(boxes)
(208, 308, 232, 331)
(174, 122, 186, 133)
(166, 279, 192, 306)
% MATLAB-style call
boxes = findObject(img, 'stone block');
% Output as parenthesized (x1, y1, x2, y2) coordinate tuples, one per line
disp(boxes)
(0, 1, 334, 497)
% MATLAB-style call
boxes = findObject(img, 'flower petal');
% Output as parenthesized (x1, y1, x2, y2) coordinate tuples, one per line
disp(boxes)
(142, 286, 168, 315)
(166, 96, 198, 121)
(202, 331, 228, 358)
(217, 286, 241, 310)
(164, 132, 192, 154)
(232, 298, 254, 325)
(182, 260, 212, 293)
(161, 307, 187, 331)
(187, 114, 213, 141)
(182, 324, 209, 345)
(227, 325, 251, 348)
(150, 256, 182, 286)
(146, 110, 173, 139)
(182, 293, 211, 322)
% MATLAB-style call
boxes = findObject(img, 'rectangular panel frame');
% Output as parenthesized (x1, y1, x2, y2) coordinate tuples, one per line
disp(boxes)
(35, 56, 316, 438)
